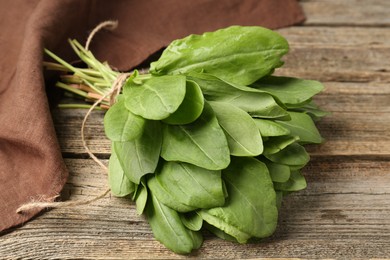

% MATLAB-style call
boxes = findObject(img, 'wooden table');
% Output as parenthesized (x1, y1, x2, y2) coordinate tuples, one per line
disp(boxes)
(2, 0, 390, 258)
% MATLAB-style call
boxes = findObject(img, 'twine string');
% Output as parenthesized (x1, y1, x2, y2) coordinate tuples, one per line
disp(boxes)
(80, 73, 130, 172)
(16, 21, 129, 214)
(85, 20, 118, 51)
(16, 189, 111, 213)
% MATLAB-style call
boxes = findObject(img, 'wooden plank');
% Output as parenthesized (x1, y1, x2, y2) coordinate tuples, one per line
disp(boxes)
(53, 109, 111, 155)
(277, 45, 390, 82)
(275, 27, 390, 82)
(278, 26, 390, 47)
(1, 158, 390, 259)
(308, 81, 390, 155)
(301, 0, 390, 26)
(53, 81, 390, 156)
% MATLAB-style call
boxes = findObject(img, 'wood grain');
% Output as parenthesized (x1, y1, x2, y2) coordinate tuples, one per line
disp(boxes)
(2, 0, 390, 258)
(301, 0, 390, 26)
(276, 27, 390, 82)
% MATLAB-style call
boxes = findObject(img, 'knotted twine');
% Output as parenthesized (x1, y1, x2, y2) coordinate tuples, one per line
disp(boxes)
(16, 21, 128, 214)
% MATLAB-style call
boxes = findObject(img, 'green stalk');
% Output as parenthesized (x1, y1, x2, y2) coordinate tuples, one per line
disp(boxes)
(43, 61, 70, 72)
(45, 38, 130, 109)
(70, 40, 118, 83)
(94, 82, 112, 88)
(44, 48, 108, 86)
(58, 104, 104, 110)
(44, 49, 87, 78)
(78, 68, 104, 77)
(81, 79, 105, 96)
(56, 82, 88, 98)
(60, 75, 83, 84)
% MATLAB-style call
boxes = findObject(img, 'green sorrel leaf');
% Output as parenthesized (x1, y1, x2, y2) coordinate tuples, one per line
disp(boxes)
(135, 182, 148, 215)
(180, 212, 203, 231)
(210, 101, 263, 156)
(189, 73, 288, 119)
(262, 159, 291, 183)
(273, 171, 307, 191)
(251, 76, 324, 106)
(150, 26, 288, 85)
(147, 176, 197, 212)
(204, 222, 238, 242)
(123, 75, 186, 120)
(146, 193, 203, 254)
(265, 142, 310, 166)
(114, 120, 162, 184)
(161, 102, 230, 170)
(199, 157, 278, 243)
(277, 111, 323, 144)
(263, 135, 300, 155)
(162, 80, 204, 125)
(291, 100, 330, 120)
(108, 149, 135, 197)
(104, 98, 146, 142)
(253, 118, 290, 137)
(154, 161, 225, 209)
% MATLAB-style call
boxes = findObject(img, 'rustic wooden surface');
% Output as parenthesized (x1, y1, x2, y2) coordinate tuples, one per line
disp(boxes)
(2, 0, 390, 259)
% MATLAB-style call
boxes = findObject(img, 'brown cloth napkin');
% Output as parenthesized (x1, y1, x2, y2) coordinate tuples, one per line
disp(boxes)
(0, 0, 305, 232)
